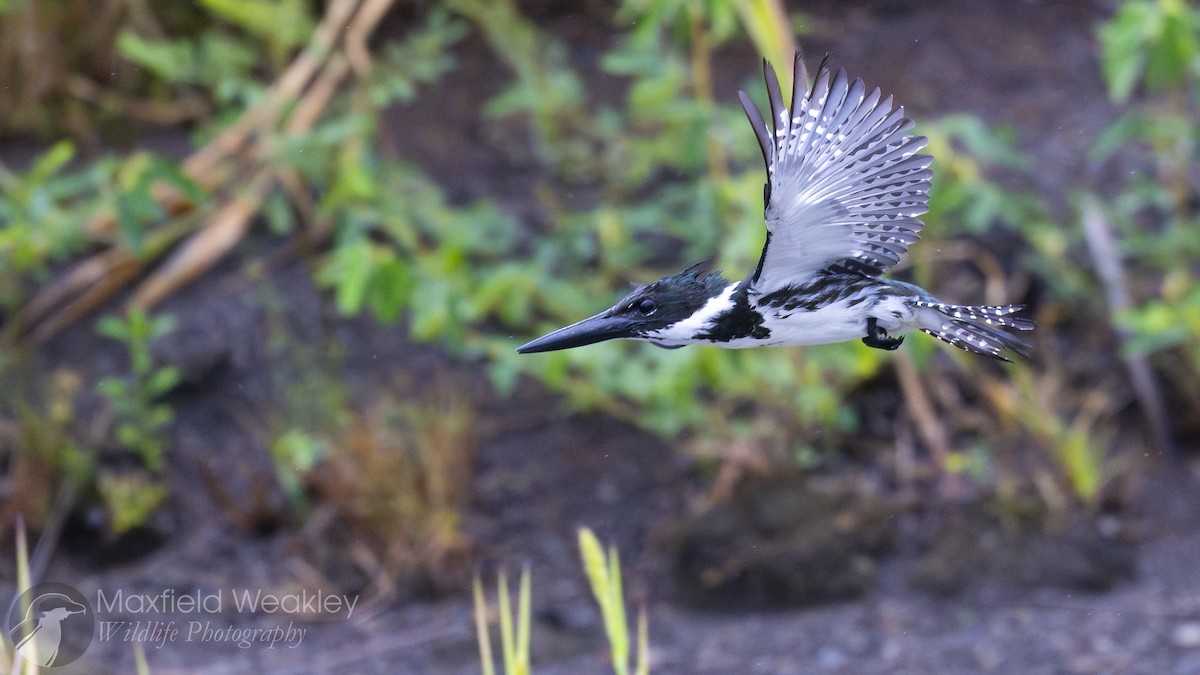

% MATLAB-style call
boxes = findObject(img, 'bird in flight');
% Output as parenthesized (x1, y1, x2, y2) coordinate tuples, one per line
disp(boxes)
(518, 52, 1034, 361)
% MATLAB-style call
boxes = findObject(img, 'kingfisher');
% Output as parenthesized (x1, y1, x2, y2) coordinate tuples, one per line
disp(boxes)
(517, 53, 1034, 361)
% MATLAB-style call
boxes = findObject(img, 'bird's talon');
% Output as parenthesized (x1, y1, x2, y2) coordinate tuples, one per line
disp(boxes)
(863, 318, 904, 350)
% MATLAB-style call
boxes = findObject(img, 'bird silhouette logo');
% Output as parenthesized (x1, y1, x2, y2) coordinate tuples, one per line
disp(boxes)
(6, 583, 94, 668)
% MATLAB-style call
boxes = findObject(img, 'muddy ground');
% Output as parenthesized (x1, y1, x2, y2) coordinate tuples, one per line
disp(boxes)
(12, 0, 1200, 673)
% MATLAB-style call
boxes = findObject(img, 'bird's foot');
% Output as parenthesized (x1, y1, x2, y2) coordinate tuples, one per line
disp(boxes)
(862, 318, 904, 350)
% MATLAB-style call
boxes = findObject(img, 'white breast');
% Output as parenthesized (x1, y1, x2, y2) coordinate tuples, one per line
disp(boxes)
(740, 299, 870, 347)
(745, 294, 916, 348)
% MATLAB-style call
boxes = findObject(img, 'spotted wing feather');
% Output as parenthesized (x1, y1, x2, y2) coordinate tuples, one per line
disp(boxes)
(739, 52, 932, 292)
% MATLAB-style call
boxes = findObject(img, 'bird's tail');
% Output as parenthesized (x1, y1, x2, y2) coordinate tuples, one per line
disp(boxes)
(913, 300, 1035, 362)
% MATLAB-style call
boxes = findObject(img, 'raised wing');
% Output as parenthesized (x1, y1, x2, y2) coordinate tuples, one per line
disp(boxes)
(738, 53, 932, 293)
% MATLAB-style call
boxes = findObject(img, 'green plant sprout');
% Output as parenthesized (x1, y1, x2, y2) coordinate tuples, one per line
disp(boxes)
(91, 308, 180, 533)
(474, 567, 532, 675)
(95, 472, 169, 536)
(578, 528, 650, 675)
(473, 529, 650, 675)
(95, 309, 180, 472)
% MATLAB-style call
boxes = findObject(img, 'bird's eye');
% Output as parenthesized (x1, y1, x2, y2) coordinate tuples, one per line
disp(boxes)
(636, 298, 657, 315)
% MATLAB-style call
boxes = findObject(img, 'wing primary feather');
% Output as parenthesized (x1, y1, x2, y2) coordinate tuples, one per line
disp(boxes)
(809, 54, 834, 103)
(763, 59, 786, 135)
(739, 90, 771, 170)
(809, 66, 832, 109)
(817, 70, 856, 142)
(827, 68, 851, 113)
(790, 49, 810, 113)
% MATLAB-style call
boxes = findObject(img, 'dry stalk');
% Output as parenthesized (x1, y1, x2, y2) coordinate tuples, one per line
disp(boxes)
(893, 349, 955, 479)
(27, 255, 144, 345)
(1080, 199, 1174, 457)
(129, 169, 276, 310)
(66, 74, 211, 125)
(344, 0, 398, 75)
(17, 0, 400, 342)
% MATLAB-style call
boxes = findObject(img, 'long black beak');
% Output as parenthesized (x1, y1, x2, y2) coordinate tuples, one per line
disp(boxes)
(516, 313, 639, 353)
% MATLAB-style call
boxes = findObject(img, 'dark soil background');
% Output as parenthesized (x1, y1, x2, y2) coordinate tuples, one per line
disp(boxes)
(13, 1, 1200, 673)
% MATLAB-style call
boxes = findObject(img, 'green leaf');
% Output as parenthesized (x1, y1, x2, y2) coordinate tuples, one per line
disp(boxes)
(271, 429, 327, 473)
(146, 367, 182, 397)
(1099, 0, 1200, 102)
(319, 237, 375, 316)
(200, 0, 314, 48)
(365, 257, 414, 324)
(1145, 0, 1199, 92)
(96, 315, 129, 341)
(146, 405, 173, 431)
(115, 192, 156, 252)
(1099, 1, 1153, 102)
(1090, 110, 1150, 160)
(116, 423, 142, 448)
(144, 156, 209, 207)
(98, 473, 168, 533)
(149, 313, 179, 339)
(262, 189, 295, 234)
(27, 141, 76, 186)
(117, 32, 195, 82)
(96, 378, 129, 399)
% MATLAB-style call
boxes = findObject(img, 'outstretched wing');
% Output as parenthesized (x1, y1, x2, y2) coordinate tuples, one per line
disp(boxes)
(739, 52, 932, 294)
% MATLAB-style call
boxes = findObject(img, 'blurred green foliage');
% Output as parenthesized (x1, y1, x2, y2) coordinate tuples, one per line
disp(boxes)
(1099, 0, 1199, 103)
(1, 0, 1197, 529)
(1095, 0, 1200, 396)
(0, 141, 207, 316)
(96, 471, 168, 535)
(0, 142, 97, 312)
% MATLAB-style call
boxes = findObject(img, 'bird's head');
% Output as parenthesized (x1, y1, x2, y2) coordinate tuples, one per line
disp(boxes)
(516, 264, 729, 353)
(27, 593, 87, 622)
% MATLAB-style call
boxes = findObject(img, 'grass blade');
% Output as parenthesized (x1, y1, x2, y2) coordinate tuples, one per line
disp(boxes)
(607, 544, 629, 672)
(133, 640, 152, 675)
(516, 565, 531, 672)
(579, 527, 635, 675)
(473, 574, 496, 675)
(498, 571, 516, 674)
(635, 606, 649, 675)
(14, 515, 37, 675)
